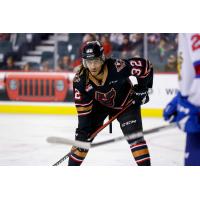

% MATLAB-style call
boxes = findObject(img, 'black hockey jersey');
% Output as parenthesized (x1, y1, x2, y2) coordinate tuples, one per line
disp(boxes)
(73, 57, 153, 117)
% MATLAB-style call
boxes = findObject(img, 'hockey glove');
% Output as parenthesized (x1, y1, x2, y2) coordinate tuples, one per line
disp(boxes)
(132, 84, 149, 105)
(176, 97, 200, 134)
(163, 92, 180, 122)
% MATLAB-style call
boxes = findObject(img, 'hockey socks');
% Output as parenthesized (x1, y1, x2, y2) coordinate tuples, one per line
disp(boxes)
(129, 140, 151, 166)
(68, 140, 151, 166)
(68, 147, 88, 166)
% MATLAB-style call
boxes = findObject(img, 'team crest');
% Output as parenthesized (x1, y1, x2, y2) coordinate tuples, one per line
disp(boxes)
(95, 88, 116, 107)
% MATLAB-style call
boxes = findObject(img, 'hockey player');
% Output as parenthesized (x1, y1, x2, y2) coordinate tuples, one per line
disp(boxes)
(68, 40, 153, 166)
(163, 33, 200, 165)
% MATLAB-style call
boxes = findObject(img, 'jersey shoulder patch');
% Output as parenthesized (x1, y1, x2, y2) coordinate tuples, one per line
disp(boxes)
(114, 59, 126, 72)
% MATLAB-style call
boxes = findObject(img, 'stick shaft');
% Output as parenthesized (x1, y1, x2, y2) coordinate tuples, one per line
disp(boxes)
(49, 123, 176, 152)
(89, 101, 133, 139)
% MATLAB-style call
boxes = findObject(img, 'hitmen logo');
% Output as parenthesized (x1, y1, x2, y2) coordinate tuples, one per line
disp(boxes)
(95, 88, 116, 107)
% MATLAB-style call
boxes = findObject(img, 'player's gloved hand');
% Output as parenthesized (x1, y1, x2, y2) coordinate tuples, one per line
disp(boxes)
(163, 92, 180, 122)
(176, 97, 200, 134)
(132, 84, 149, 105)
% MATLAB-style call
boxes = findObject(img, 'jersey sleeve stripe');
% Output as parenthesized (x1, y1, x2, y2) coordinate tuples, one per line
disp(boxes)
(78, 110, 92, 116)
(75, 100, 93, 107)
(193, 60, 200, 67)
(193, 60, 200, 76)
(76, 105, 92, 112)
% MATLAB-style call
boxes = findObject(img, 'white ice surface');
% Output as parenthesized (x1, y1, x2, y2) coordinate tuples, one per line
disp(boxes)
(0, 114, 185, 166)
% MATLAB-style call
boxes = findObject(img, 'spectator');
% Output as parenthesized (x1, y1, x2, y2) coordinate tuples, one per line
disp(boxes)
(0, 33, 10, 41)
(158, 39, 166, 61)
(22, 63, 31, 71)
(119, 35, 133, 52)
(41, 61, 50, 72)
(57, 55, 73, 71)
(164, 55, 177, 72)
(129, 33, 143, 56)
(129, 33, 143, 46)
(82, 33, 96, 44)
(110, 33, 124, 46)
(61, 55, 73, 71)
(1, 56, 20, 71)
(119, 35, 133, 59)
(55, 65, 64, 72)
(148, 33, 160, 44)
(130, 49, 141, 58)
(100, 34, 112, 57)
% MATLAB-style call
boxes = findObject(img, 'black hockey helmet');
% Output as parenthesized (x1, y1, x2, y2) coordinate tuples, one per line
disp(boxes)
(82, 41, 105, 67)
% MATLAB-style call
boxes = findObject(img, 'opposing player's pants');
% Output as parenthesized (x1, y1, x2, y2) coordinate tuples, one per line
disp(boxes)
(185, 133, 200, 166)
(68, 102, 151, 166)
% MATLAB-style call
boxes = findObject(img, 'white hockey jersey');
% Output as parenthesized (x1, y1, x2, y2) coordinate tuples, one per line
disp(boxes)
(178, 33, 200, 107)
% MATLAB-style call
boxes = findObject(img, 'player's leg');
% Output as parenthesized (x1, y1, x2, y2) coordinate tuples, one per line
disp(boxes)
(68, 102, 108, 166)
(184, 133, 200, 166)
(68, 145, 89, 166)
(117, 104, 151, 166)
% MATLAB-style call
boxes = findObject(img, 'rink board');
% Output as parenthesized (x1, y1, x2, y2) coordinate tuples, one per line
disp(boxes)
(0, 102, 162, 117)
(0, 74, 178, 117)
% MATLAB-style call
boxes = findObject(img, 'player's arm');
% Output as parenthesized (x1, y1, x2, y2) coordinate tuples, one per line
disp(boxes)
(124, 58, 153, 105)
(113, 57, 152, 79)
(128, 57, 152, 79)
(113, 57, 153, 88)
(73, 78, 94, 142)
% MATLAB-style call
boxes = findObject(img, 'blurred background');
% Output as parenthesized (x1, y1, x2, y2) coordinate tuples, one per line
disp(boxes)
(0, 33, 178, 104)
(0, 33, 178, 73)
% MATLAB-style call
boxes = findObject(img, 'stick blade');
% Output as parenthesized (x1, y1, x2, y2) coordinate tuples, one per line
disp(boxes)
(46, 137, 91, 149)
(46, 137, 70, 145)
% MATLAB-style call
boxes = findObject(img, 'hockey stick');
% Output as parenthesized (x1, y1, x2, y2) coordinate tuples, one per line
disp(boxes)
(51, 101, 134, 166)
(52, 152, 71, 166)
(89, 100, 133, 140)
(47, 123, 176, 150)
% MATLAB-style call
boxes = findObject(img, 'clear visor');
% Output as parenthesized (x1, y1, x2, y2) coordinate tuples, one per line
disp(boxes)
(83, 57, 103, 68)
